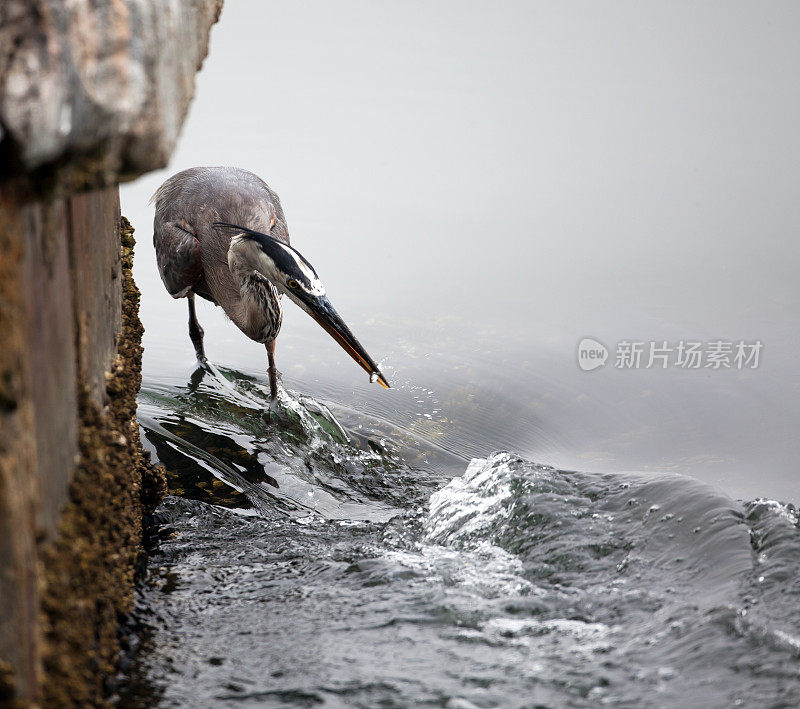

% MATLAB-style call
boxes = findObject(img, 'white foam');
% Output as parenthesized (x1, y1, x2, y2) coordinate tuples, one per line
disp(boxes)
(425, 453, 518, 546)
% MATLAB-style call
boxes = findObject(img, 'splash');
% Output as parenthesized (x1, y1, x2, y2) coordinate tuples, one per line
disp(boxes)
(122, 373, 800, 708)
(138, 364, 459, 522)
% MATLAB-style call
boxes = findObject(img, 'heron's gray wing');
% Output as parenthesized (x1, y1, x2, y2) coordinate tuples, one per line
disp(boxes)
(153, 220, 203, 298)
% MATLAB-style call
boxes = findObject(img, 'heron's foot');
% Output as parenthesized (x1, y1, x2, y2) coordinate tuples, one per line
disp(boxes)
(191, 348, 207, 368)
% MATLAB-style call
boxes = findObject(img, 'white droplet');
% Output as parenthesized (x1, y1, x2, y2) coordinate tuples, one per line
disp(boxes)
(370, 372, 378, 383)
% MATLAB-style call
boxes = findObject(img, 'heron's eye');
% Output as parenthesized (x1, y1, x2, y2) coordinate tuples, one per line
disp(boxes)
(287, 279, 299, 289)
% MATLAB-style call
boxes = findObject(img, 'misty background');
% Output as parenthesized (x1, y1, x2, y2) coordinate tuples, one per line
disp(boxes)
(122, 1, 799, 502)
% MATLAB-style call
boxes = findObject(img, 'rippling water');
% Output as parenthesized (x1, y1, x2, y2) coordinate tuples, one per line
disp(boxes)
(115, 2, 799, 704)
(114, 364, 800, 707)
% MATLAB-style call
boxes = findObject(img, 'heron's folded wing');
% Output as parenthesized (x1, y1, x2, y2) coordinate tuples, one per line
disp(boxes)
(153, 221, 203, 298)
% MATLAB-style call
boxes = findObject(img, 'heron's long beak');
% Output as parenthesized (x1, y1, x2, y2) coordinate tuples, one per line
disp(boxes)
(301, 295, 390, 389)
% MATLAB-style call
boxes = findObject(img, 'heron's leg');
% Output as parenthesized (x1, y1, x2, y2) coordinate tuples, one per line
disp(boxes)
(266, 340, 279, 400)
(187, 293, 206, 363)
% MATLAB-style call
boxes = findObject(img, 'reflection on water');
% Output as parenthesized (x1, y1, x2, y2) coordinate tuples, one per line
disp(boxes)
(138, 364, 463, 521)
(118, 211, 800, 704)
(117, 367, 800, 705)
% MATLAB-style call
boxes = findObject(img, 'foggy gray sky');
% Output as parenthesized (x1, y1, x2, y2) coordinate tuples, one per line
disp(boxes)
(122, 1, 800, 501)
(125, 1, 799, 325)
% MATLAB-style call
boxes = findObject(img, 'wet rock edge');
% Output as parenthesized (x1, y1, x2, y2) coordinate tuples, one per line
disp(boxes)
(35, 217, 166, 707)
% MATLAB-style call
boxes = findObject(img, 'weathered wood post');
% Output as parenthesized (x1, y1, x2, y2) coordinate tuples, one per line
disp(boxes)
(0, 2, 222, 703)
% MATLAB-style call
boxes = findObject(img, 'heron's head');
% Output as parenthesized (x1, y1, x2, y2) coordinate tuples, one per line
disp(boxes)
(216, 222, 389, 388)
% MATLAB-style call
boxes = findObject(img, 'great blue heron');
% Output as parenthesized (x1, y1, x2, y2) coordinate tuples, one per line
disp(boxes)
(152, 166, 389, 399)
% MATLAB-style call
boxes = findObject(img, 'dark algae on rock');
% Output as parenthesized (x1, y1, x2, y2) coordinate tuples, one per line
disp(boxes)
(38, 217, 166, 707)
(0, 0, 221, 701)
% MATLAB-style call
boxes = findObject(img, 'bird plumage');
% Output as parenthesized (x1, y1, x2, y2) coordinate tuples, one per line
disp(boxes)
(152, 166, 288, 343)
(151, 165, 390, 398)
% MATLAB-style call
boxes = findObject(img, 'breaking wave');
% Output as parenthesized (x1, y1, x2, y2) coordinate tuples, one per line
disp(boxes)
(118, 368, 800, 707)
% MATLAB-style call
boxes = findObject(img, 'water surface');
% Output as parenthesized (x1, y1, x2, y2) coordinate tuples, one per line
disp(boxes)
(117, 2, 799, 705)
(117, 368, 800, 707)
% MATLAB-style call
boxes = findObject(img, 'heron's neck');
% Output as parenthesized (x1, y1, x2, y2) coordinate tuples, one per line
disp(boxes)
(227, 238, 284, 342)
(235, 271, 283, 343)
